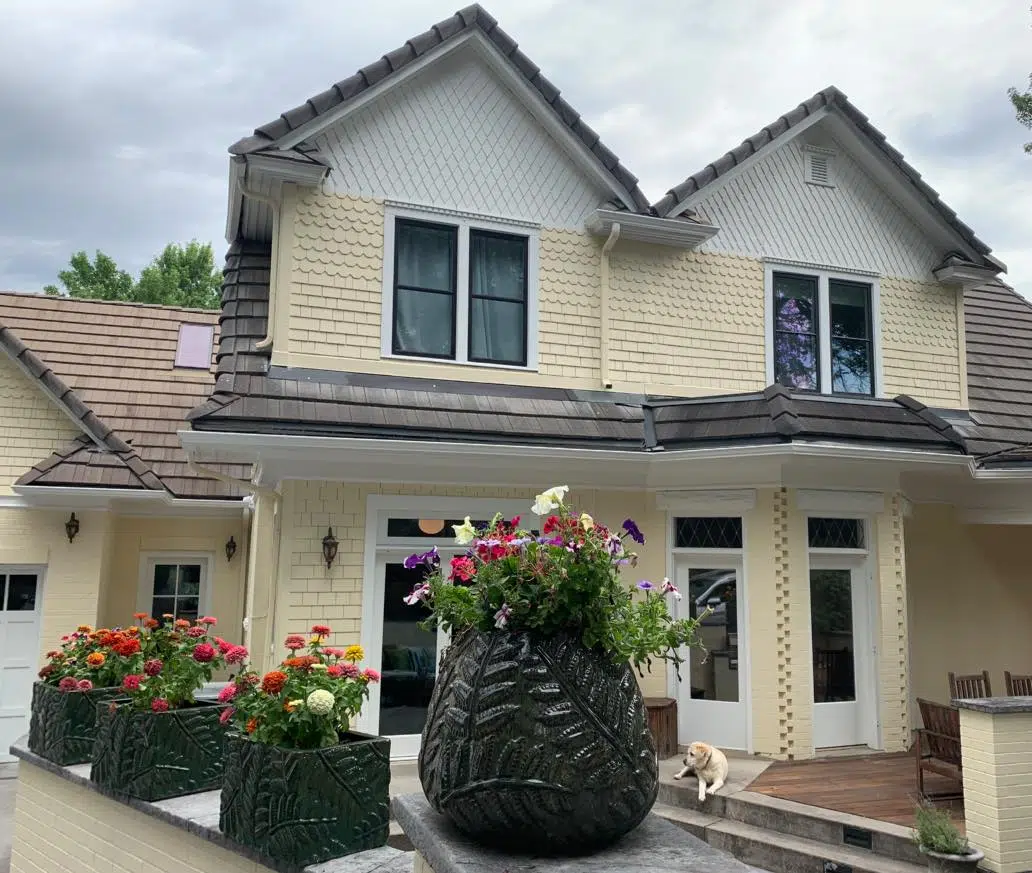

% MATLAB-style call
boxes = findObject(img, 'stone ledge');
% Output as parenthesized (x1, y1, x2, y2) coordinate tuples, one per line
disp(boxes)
(392, 793, 762, 873)
(953, 696, 1032, 714)
(10, 737, 411, 873)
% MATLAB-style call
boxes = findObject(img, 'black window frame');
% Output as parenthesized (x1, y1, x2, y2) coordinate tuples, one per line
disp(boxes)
(391, 218, 459, 361)
(467, 228, 530, 367)
(828, 278, 875, 397)
(772, 271, 821, 393)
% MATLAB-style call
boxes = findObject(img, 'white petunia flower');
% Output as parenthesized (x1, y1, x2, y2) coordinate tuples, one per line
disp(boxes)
(531, 485, 569, 515)
(452, 516, 476, 545)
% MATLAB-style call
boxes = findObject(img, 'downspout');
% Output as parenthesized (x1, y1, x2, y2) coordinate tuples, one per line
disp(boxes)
(599, 223, 621, 390)
(239, 496, 254, 650)
(236, 170, 280, 352)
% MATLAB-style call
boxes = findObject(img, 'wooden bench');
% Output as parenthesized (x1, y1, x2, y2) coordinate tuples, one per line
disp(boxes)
(915, 698, 963, 801)
(948, 670, 991, 698)
(1005, 671, 1032, 696)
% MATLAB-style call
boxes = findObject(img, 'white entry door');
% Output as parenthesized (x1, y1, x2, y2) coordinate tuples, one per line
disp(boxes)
(675, 556, 748, 751)
(810, 557, 875, 749)
(362, 554, 450, 759)
(0, 569, 42, 762)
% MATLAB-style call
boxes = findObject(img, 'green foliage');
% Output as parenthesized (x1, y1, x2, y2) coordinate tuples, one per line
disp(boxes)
(43, 240, 222, 309)
(227, 631, 377, 750)
(403, 489, 706, 675)
(38, 624, 140, 690)
(1010, 75, 1032, 154)
(913, 803, 969, 855)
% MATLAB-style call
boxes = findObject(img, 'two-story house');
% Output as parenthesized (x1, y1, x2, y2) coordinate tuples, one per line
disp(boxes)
(4, 4, 1032, 763)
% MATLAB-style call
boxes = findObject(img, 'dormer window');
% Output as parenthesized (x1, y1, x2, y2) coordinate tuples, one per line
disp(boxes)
(382, 204, 539, 370)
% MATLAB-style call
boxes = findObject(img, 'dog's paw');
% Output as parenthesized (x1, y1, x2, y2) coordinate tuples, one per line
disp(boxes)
(672, 773, 682, 780)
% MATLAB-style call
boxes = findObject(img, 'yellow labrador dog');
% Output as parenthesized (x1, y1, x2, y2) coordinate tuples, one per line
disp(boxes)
(673, 741, 729, 802)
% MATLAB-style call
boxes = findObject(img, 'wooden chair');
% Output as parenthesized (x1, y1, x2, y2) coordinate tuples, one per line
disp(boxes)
(915, 698, 963, 801)
(1004, 671, 1032, 696)
(948, 670, 991, 699)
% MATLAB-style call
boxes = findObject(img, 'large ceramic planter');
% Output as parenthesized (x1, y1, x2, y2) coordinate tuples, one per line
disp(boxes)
(419, 629, 659, 854)
(220, 731, 391, 870)
(90, 700, 228, 801)
(27, 682, 123, 765)
(921, 847, 985, 873)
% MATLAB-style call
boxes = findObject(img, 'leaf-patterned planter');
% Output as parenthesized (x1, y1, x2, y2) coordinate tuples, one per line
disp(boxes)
(419, 629, 659, 854)
(220, 731, 391, 870)
(27, 682, 123, 765)
(90, 700, 228, 801)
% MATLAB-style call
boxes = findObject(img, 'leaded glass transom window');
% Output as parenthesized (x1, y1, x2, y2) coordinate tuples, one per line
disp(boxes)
(675, 517, 743, 549)
(807, 517, 865, 550)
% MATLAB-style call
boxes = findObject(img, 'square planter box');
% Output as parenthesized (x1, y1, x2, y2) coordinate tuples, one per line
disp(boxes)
(27, 682, 124, 766)
(90, 699, 228, 801)
(220, 731, 391, 870)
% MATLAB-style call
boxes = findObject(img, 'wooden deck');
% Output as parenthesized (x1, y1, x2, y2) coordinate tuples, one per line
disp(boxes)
(748, 752, 965, 832)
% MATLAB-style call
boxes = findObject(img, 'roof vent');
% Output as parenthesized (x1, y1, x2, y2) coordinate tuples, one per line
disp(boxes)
(175, 323, 214, 369)
(803, 145, 836, 187)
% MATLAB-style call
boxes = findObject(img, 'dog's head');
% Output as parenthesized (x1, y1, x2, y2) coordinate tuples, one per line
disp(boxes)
(687, 741, 713, 770)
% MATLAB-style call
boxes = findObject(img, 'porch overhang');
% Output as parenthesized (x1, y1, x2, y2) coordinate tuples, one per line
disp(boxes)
(8, 485, 245, 517)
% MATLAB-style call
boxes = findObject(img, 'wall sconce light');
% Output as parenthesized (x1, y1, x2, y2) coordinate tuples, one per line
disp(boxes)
(225, 536, 237, 562)
(65, 512, 80, 543)
(417, 518, 445, 535)
(322, 527, 339, 569)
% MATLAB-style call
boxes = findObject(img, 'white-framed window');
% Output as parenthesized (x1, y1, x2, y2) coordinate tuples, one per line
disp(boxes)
(764, 262, 881, 397)
(137, 554, 212, 623)
(381, 204, 540, 370)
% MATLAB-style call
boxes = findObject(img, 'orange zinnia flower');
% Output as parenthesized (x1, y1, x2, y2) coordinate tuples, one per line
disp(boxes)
(261, 670, 287, 694)
(174, 619, 191, 629)
(86, 652, 105, 667)
(246, 717, 259, 734)
(133, 612, 148, 621)
(144, 618, 159, 629)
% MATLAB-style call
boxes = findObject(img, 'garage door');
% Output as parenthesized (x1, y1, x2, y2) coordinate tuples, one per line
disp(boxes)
(0, 569, 42, 763)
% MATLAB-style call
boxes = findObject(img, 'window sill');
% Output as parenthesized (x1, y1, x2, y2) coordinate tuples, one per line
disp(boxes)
(382, 353, 539, 374)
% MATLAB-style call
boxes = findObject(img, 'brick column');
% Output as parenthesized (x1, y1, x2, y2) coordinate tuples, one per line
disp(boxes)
(957, 698, 1032, 873)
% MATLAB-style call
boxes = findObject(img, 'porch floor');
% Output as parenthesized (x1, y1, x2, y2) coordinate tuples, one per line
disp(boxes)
(747, 751, 966, 832)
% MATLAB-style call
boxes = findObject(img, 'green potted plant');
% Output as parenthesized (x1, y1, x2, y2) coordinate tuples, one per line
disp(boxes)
(913, 803, 984, 873)
(89, 614, 244, 801)
(219, 627, 389, 870)
(409, 487, 705, 854)
(29, 623, 143, 765)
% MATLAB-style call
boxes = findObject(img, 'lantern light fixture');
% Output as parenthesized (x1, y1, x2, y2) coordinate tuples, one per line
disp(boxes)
(225, 536, 237, 562)
(322, 527, 339, 569)
(65, 512, 80, 544)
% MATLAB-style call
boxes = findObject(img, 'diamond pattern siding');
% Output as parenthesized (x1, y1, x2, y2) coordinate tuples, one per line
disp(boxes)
(807, 517, 865, 550)
(675, 517, 743, 550)
(312, 49, 610, 230)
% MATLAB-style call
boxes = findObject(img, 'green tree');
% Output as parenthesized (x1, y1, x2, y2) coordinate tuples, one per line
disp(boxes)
(1010, 76, 1032, 154)
(43, 240, 222, 310)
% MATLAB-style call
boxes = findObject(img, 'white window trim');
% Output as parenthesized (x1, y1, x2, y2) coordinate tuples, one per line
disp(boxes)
(381, 203, 540, 371)
(136, 553, 213, 619)
(0, 565, 45, 616)
(764, 260, 883, 397)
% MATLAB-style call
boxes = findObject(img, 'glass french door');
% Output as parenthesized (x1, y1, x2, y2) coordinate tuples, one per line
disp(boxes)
(810, 556, 874, 748)
(675, 556, 748, 751)
(365, 555, 450, 759)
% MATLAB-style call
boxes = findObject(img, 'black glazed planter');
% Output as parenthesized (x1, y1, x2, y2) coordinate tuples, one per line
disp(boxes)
(90, 700, 228, 801)
(27, 682, 123, 765)
(419, 629, 659, 854)
(220, 731, 391, 870)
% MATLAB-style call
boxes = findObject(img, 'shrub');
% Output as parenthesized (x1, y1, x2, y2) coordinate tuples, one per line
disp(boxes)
(38, 623, 145, 690)
(914, 803, 969, 855)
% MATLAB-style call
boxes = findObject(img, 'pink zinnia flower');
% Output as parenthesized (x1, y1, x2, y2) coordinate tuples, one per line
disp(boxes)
(362, 668, 381, 683)
(186, 626, 206, 638)
(219, 707, 235, 725)
(340, 662, 360, 679)
(225, 645, 248, 666)
(327, 664, 344, 677)
(58, 677, 78, 691)
(323, 647, 345, 659)
(213, 636, 232, 654)
(77, 679, 93, 691)
(192, 643, 215, 663)
(284, 635, 305, 651)
(151, 698, 170, 713)
(144, 659, 163, 677)
(198, 616, 217, 626)
(122, 674, 143, 691)
(217, 684, 237, 703)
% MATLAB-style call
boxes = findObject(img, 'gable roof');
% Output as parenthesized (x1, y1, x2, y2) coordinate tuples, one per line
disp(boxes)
(229, 3, 651, 214)
(0, 293, 250, 498)
(653, 85, 1000, 270)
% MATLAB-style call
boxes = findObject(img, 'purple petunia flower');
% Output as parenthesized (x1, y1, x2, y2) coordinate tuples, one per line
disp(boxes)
(606, 534, 624, 557)
(622, 519, 646, 545)
(536, 535, 564, 547)
(403, 547, 439, 570)
(494, 604, 512, 629)
(637, 580, 654, 591)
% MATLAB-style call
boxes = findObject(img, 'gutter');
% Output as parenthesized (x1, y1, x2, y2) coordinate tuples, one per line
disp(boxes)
(235, 171, 281, 352)
(599, 222, 620, 390)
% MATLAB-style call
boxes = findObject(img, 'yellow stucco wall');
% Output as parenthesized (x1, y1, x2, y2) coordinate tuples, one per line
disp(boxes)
(906, 504, 1032, 717)
(273, 191, 965, 407)
(0, 353, 80, 493)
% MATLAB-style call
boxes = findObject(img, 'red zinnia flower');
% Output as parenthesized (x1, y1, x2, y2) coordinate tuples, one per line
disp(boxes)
(225, 645, 248, 666)
(219, 707, 235, 725)
(144, 618, 159, 629)
(192, 643, 216, 663)
(133, 612, 148, 621)
(361, 668, 381, 683)
(38, 665, 55, 679)
(144, 659, 163, 677)
(310, 624, 331, 637)
(186, 626, 206, 638)
(113, 639, 142, 657)
(284, 634, 305, 651)
(151, 698, 170, 713)
(327, 664, 344, 677)
(261, 671, 287, 694)
(122, 674, 143, 691)
(246, 717, 258, 734)
(213, 636, 233, 654)
(198, 616, 217, 626)
(239, 672, 259, 686)
(125, 626, 141, 637)
(58, 677, 78, 691)
(339, 662, 360, 679)
(77, 679, 93, 691)
(217, 684, 237, 702)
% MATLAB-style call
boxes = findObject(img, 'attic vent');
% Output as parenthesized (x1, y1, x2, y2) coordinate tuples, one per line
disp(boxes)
(175, 323, 214, 369)
(803, 146, 836, 187)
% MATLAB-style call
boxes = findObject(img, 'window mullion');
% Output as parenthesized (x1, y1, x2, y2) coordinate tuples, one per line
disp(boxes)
(456, 224, 470, 364)
(818, 275, 832, 394)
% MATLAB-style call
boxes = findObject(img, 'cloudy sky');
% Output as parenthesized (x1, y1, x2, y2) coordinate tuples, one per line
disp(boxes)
(1, 1, 1029, 296)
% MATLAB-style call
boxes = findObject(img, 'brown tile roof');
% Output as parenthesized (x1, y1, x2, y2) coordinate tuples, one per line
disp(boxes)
(0, 292, 249, 498)
(653, 86, 1001, 271)
(229, 3, 652, 214)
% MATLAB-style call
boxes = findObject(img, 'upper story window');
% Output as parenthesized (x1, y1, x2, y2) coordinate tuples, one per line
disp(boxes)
(767, 264, 879, 396)
(382, 205, 539, 369)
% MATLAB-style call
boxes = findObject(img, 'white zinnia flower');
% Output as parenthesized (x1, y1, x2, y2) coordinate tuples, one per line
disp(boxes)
(531, 485, 569, 515)
(306, 688, 335, 715)
(452, 516, 476, 545)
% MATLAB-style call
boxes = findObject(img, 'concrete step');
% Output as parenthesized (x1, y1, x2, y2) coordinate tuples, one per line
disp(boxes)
(657, 778, 729, 817)
(705, 819, 926, 873)
(651, 802, 723, 840)
(724, 792, 924, 866)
